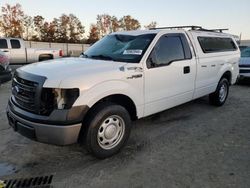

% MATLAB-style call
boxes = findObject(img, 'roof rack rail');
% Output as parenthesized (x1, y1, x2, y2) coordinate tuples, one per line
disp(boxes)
(202, 28, 229, 33)
(150, 25, 202, 30)
(150, 26, 229, 33)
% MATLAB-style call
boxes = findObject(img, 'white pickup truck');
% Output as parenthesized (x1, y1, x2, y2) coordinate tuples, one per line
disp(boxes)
(6, 26, 240, 158)
(0, 38, 63, 64)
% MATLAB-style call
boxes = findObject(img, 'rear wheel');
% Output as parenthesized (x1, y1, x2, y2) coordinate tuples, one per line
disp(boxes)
(209, 78, 229, 106)
(83, 103, 131, 159)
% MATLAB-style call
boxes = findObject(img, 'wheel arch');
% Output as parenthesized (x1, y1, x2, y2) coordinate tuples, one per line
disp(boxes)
(78, 94, 138, 144)
(220, 70, 232, 84)
(84, 94, 138, 121)
(38, 54, 54, 61)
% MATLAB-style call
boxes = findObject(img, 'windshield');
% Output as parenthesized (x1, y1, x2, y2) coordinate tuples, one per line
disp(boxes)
(241, 47, 250, 57)
(83, 34, 156, 63)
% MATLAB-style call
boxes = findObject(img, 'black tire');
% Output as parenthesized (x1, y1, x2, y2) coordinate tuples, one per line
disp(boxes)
(83, 102, 131, 159)
(209, 78, 229, 106)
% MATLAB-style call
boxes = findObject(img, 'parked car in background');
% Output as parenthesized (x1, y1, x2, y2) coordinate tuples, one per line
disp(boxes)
(0, 51, 11, 85)
(239, 46, 250, 80)
(0, 38, 63, 65)
(239, 46, 248, 51)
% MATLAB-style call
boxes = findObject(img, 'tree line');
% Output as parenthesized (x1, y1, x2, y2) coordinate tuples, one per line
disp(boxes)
(0, 4, 157, 44)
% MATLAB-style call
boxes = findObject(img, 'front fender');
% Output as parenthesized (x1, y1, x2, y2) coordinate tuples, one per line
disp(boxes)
(73, 80, 144, 118)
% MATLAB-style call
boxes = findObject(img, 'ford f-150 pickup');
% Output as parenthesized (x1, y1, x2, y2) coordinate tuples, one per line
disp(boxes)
(6, 26, 240, 158)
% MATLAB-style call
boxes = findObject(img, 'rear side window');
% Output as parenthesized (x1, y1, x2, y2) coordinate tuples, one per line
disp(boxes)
(198, 37, 237, 53)
(10, 39, 21, 49)
(0, 39, 8, 49)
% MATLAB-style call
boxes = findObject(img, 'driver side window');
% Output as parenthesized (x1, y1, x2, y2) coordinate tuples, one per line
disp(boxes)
(147, 35, 186, 68)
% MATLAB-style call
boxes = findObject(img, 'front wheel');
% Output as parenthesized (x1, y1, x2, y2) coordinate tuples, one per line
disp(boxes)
(84, 103, 131, 159)
(209, 78, 229, 106)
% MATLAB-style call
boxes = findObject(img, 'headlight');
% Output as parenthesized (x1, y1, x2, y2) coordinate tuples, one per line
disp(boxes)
(40, 88, 79, 115)
(53, 88, 80, 109)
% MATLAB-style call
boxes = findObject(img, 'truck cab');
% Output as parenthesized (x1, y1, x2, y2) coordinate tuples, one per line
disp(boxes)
(0, 38, 62, 64)
(6, 26, 240, 158)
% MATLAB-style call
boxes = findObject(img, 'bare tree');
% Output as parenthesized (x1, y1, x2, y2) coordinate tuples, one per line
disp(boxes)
(0, 3, 24, 37)
(33, 15, 45, 40)
(56, 14, 85, 43)
(111, 16, 120, 32)
(96, 14, 120, 37)
(68, 14, 85, 43)
(119, 15, 141, 31)
(23, 15, 34, 40)
(144, 21, 157, 29)
(88, 24, 100, 44)
(96, 14, 111, 37)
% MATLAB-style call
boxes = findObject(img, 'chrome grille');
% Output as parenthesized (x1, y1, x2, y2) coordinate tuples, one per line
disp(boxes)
(12, 75, 38, 113)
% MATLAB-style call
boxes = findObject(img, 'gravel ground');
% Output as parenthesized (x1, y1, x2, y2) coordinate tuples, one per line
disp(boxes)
(0, 81, 249, 188)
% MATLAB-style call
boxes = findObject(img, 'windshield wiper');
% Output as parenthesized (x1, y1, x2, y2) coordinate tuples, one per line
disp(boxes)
(90, 54, 115, 61)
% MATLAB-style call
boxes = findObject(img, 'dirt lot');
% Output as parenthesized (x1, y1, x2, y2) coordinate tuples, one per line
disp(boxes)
(0, 81, 249, 188)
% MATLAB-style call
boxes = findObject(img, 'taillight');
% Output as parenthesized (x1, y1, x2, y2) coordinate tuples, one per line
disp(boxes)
(59, 50, 63, 57)
(0, 55, 8, 64)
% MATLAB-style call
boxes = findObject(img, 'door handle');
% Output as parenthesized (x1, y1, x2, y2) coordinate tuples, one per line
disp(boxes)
(183, 66, 190, 74)
(2, 50, 9, 53)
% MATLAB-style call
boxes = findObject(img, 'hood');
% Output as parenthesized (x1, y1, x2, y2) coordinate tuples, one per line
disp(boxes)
(19, 57, 127, 88)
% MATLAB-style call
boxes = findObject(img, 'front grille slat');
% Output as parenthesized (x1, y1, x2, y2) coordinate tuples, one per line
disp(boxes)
(13, 78, 36, 92)
(14, 98, 36, 112)
(12, 75, 38, 114)
(15, 94, 35, 104)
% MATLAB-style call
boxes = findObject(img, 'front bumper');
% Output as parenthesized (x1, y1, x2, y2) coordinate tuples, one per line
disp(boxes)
(6, 99, 89, 145)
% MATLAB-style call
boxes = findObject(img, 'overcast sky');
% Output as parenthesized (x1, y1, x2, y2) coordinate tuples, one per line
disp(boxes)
(1, 0, 250, 39)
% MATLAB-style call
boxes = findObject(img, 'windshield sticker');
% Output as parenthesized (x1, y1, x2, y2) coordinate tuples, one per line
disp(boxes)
(123, 49, 143, 55)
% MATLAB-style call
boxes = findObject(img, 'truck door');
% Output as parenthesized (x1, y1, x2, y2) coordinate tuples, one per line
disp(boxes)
(0, 39, 11, 59)
(144, 33, 196, 116)
(9, 39, 26, 64)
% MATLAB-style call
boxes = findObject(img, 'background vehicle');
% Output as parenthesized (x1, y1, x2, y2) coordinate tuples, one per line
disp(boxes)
(0, 51, 11, 85)
(6, 26, 240, 158)
(239, 46, 250, 80)
(0, 38, 63, 65)
(239, 45, 248, 51)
